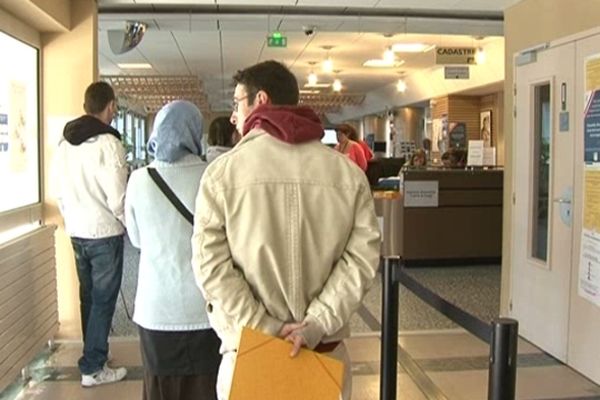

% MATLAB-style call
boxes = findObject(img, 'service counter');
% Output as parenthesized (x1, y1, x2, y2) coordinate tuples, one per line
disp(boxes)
(374, 168, 503, 265)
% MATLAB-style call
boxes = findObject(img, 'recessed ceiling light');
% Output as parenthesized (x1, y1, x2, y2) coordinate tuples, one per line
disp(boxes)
(383, 47, 395, 63)
(396, 79, 407, 93)
(475, 47, 486, 64)
(117, 63, 153, 69)
(332, 79, 342, 92)
(363, 59, 405, 68)
(304, 83, 331, 88)
(391, 43, 429, 53)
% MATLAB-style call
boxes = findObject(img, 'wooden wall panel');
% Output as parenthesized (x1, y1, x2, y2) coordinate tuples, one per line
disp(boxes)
(0, 226, 58, 391)
(448, 95, 481, 141)
(431, 96, 449, 119)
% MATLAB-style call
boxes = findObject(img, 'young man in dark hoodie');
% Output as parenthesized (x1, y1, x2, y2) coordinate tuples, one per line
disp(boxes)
(54, 81, 128, 387)
(192, 60, 381, 399)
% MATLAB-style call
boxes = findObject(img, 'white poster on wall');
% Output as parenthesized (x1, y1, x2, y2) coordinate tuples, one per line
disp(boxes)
(579, 228, 600, 306)
(578, 55, 600, 307)
(579, 165, 600, 306)
(404, 181, 439, 208)
(0, 31, 39, 213)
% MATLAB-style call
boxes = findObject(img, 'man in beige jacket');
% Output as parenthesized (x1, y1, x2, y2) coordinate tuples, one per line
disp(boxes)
(192, 60, 380, 400)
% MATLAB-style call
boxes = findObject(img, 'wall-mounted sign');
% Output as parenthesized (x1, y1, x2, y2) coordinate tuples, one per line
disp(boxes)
(404, 181, 439, 208)
(444, 66, 470, 79)
(436, 47, 476, 65)
(267, 32, 287, 48)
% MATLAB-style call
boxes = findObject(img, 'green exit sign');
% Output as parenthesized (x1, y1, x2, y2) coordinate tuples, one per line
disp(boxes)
(267, 32, 287, 48)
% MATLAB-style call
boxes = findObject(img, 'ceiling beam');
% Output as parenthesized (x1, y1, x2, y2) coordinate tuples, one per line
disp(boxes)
(98, 5, 503, 22)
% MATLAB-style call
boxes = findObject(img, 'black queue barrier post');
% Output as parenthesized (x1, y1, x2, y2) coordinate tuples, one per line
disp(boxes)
(488, 318, 519, 400)
(380, 257, 400, 400)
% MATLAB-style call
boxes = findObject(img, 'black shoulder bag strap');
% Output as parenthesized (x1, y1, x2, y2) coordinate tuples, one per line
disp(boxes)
(147, 167, 194, 225)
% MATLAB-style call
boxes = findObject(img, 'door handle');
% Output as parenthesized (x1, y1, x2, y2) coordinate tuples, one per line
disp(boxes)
(553, 197, 571, 204)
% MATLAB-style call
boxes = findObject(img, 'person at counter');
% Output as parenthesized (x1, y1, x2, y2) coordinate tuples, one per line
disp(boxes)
(409, 149, 427, 167)
(441, 148, 467, 168)
(334, 123, 367, 171)
(342, 123, 373, 162)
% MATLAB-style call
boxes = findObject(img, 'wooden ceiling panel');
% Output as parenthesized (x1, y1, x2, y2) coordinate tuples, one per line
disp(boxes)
(103, 75, 210, 115)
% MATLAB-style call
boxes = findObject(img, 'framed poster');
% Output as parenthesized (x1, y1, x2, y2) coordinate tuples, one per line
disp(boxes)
(448, 122, 467, 149)
(480, 109, 492, 147)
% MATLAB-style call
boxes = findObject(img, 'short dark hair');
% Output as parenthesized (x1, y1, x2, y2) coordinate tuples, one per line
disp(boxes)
(336, 123, 358, 141)
(208, 116, 236, 147)
(84, 81, 115, 115)
(232, 60, 299, 106)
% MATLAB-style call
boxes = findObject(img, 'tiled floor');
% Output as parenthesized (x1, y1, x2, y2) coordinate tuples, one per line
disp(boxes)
(4, 244, 599, 399)
(6, 331, 600, 400)
(114, 239, 502, 337)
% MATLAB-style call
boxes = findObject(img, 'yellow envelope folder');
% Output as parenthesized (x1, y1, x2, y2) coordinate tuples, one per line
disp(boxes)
(229, 327, 344, 400)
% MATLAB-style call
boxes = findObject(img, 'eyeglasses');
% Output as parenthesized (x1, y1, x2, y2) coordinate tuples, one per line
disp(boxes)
(232, 94, 249, 112)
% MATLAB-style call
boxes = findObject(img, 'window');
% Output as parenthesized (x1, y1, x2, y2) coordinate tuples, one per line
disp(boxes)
(531, 83, 551, 262)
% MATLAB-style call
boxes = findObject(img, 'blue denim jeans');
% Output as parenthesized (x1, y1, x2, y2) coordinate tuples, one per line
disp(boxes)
(71, 234, 124, 375)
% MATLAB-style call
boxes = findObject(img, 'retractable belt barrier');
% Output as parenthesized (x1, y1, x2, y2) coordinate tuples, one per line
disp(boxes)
(379, 257, 518, 400)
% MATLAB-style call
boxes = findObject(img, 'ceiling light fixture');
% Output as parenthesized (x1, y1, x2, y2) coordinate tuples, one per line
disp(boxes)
(332, 78, 342, 92)
(391, 43, 429, 53)
(117, 63, 153, 69)
(473, 36, 486, 65)
(322, 57, 334, 73)
(383, 47, 395, 63)
(304, 83, 330, 88)
(299, 89, 321, 94)
(396, 79, 407, 93)
(396, 71, 407, 93)
(321, 45, 334, 73)
(307, 60, 318, 85)
(363, 59, 405, 68)
(475, 47, 486, 64)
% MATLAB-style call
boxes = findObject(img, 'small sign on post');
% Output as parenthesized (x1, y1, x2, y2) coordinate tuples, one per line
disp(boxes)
(445, 66, 470, 80)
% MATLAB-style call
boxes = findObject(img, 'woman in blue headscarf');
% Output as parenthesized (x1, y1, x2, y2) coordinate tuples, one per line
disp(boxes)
(125, 101, 220, 400)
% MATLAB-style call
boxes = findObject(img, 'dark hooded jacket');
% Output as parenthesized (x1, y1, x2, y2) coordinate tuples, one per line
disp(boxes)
(63, 115, 120, 145)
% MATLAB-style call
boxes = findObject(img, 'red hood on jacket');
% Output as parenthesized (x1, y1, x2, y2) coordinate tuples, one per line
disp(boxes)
(242, 104, 324, 144)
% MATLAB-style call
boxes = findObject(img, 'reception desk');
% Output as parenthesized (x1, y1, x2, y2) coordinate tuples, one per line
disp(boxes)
(375, 168, 503, 265)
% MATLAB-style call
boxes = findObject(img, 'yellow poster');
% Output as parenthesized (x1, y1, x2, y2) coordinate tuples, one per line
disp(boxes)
(586, 57, 600, 92)
(580, 166, 600, 306)
(583, 168, 600, 232)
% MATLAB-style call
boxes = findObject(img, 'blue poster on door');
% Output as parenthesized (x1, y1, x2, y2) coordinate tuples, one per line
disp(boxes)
(0, 113, 8, 152)
(584, 90, 600, 163)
